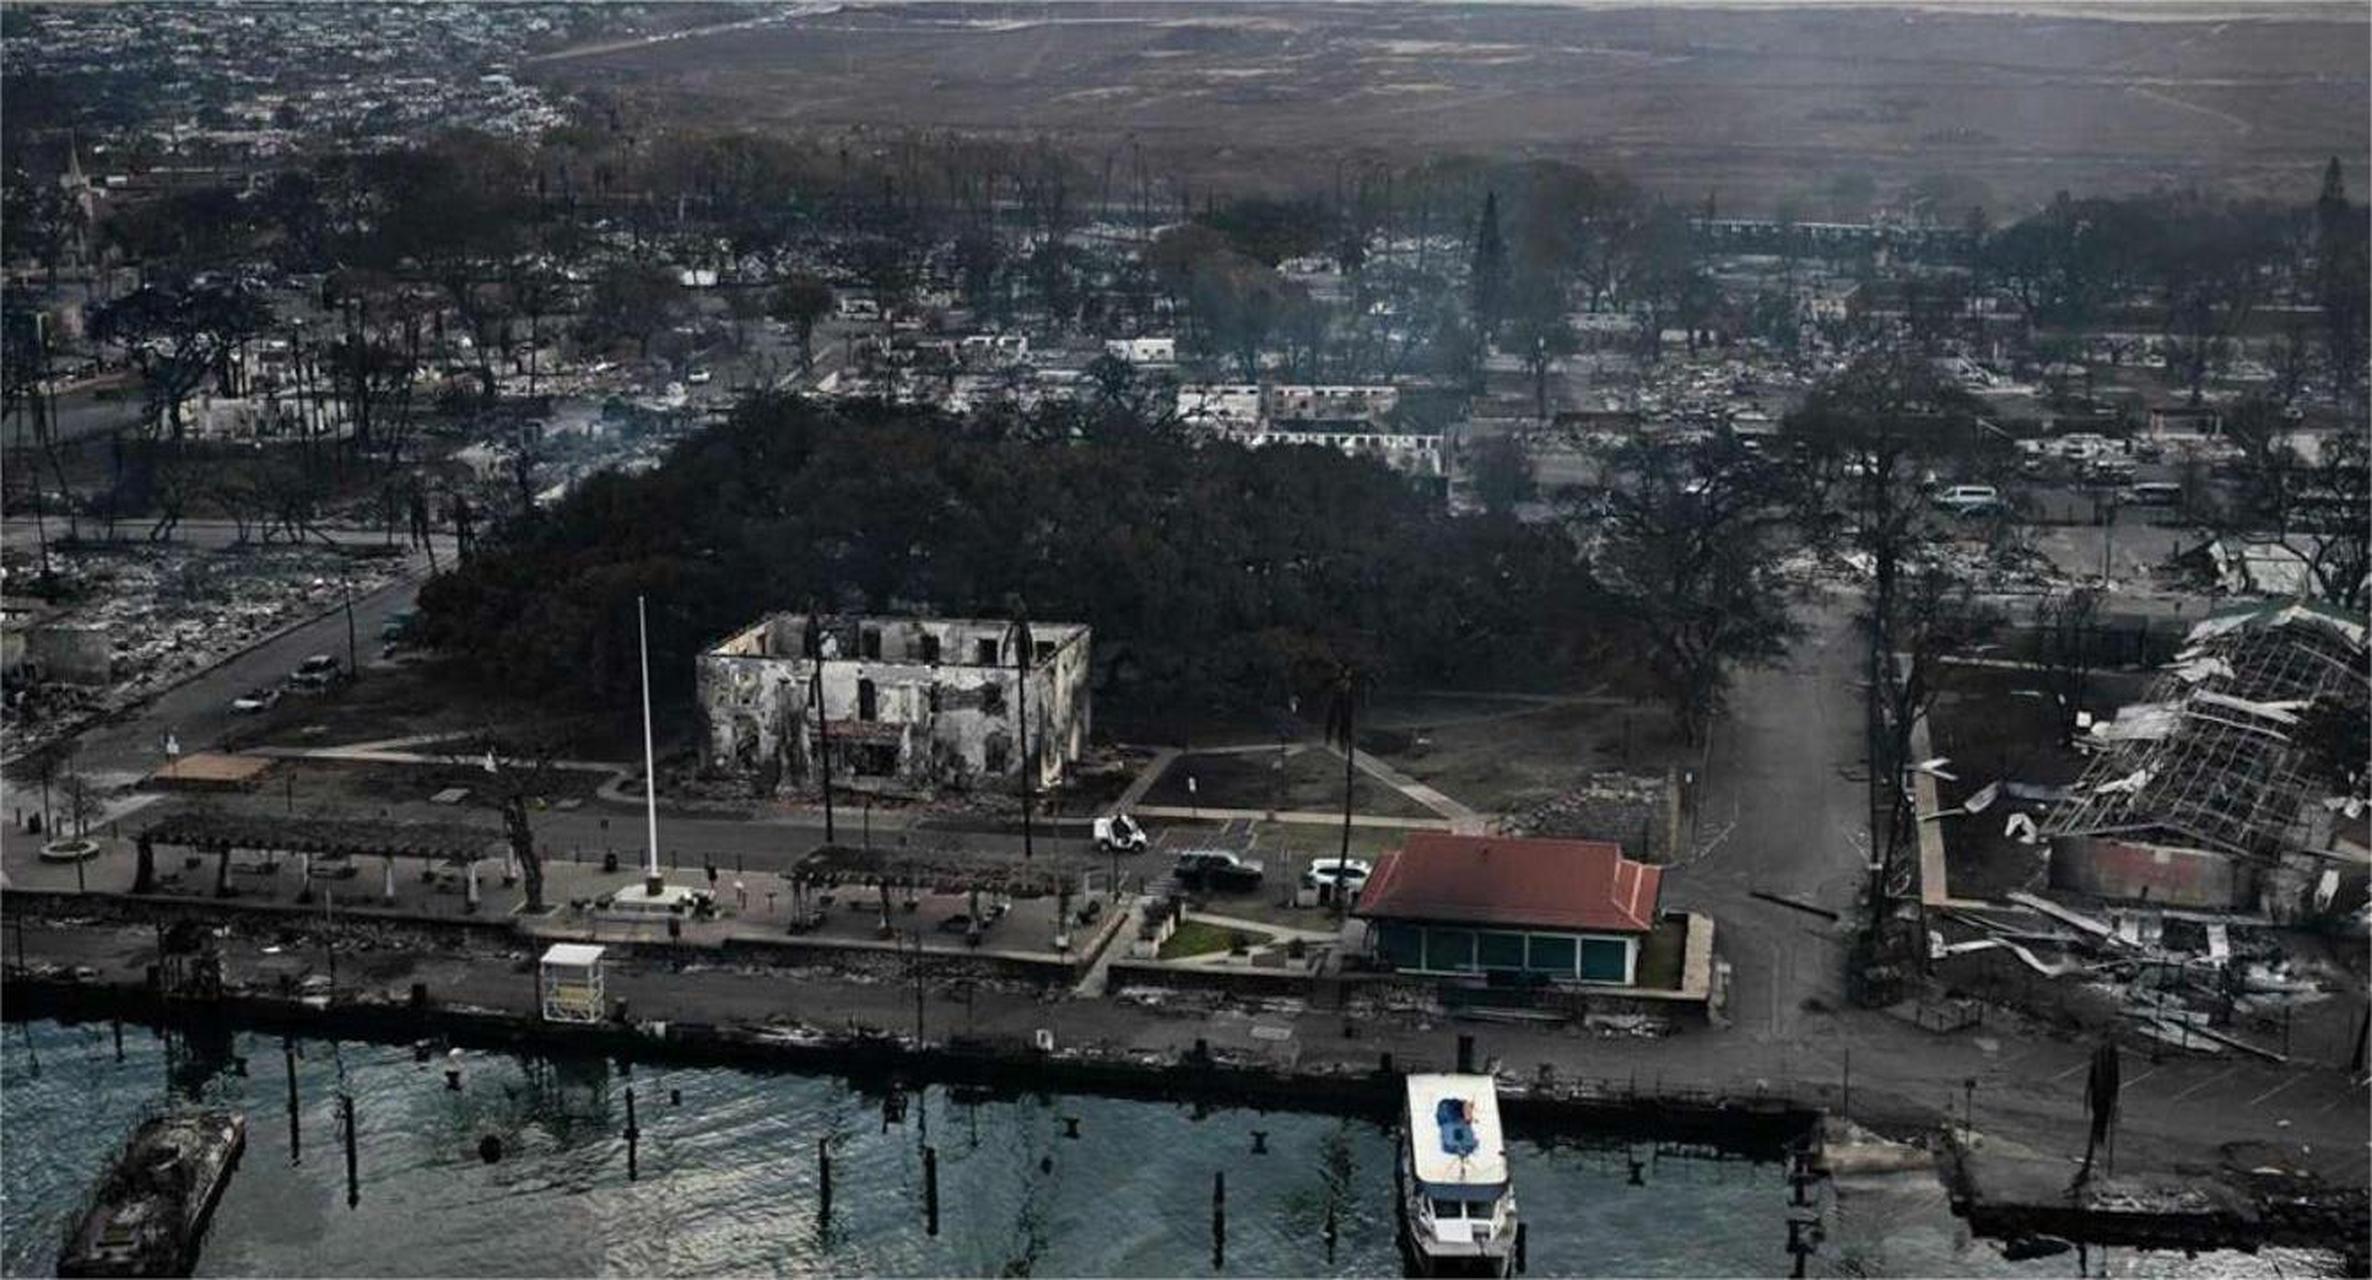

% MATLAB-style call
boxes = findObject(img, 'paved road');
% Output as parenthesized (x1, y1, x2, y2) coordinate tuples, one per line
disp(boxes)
(1663, 592, 1870, 1042)
(65, 567, 434, 783)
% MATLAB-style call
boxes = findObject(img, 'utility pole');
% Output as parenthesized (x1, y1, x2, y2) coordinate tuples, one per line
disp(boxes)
(340, 567, 359, 676)
(910, 929, 925, 1043)
(1012, 615, 1035, 864)
(810, 663, 836, 845)
(28, 312, 53, 577)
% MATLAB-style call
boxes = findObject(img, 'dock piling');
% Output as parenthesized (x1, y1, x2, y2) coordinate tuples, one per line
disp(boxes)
(341, 1093, 359, 1207)
(818, 1137, 833, 1224)
(623, 1085, 641, 1181)
(112, 1019, 123, 1062)
(1211, 1170, 1226, 1270)
(1456, 1033, 1475, 1074)
(283, 1037, 301, 1164)
(1516, 1221, 1529, 1274)
(1250, 1130, 1267, 1155)
(1323, 1204, 1338, 1262)
(923, 1144, 940, 1236)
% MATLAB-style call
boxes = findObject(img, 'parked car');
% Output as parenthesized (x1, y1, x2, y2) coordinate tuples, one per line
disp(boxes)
(1094, 813, 1149, 854)
(1173, 849, 1264, 892)
(2083, 457, 2138, 486)
(2127, 481, 2184, 507)
(1301, 858, 1373, 895)
(1931, 484, 2003, 517)
(229, 687, 281, 714)
(289, 654, 343, 690)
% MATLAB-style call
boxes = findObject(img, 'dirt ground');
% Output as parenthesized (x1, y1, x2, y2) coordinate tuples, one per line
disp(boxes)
(1366, 695, 1687, 817)
(218, 654, 639, 758)
(533, 3, 2367, 213)
(259, 757, 612, 816)
(1138, 748, 1434, 820)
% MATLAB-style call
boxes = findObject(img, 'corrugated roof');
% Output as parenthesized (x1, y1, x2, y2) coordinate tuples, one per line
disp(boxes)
(1354, 832, 1662, 934)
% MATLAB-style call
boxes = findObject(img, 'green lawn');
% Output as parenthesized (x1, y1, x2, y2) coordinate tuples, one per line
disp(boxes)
(1158, 919, 1271, 960)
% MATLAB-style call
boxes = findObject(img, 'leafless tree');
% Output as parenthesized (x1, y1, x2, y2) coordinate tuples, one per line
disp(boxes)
(453, 731, 568, 914)
(2034, 588, 2102, 746)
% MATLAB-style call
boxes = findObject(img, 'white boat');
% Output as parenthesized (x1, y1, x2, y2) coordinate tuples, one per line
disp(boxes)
(1398, 1073, 1521, 1277)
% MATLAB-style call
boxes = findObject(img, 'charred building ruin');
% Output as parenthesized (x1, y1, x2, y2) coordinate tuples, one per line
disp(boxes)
(696, 613, 1091, 796)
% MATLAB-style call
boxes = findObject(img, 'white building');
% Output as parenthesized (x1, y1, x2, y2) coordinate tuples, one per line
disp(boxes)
(697, 614, 1092, 796)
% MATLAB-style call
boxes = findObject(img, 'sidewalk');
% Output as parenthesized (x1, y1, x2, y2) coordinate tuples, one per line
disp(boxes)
(7, 907, 2364, 1197)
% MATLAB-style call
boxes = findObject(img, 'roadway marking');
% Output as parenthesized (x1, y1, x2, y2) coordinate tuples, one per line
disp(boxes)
(2119, 1066, 2160, 1093)
(2165, 1066, 2239, 1102)
(2051, 1059, 2092, 1083)
(2247, 1075, 2307, 1108)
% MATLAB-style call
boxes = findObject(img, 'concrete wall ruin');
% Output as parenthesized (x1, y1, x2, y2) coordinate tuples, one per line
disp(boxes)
(696, 614, 1090, 797)
(1, 622, 113, 686)
(2047, 834, 2253, 911)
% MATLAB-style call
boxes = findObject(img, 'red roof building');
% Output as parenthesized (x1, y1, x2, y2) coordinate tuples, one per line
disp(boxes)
(1353, 833, 1664, 985)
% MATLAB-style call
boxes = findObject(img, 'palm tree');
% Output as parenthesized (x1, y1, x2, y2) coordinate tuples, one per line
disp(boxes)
(1322, 666, 1362, 923)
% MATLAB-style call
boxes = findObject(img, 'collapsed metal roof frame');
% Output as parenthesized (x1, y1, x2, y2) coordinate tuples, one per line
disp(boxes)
(2047, 601, 2369, 862)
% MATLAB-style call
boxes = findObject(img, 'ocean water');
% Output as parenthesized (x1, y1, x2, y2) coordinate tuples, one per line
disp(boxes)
(0, 1020, 2339, 1278)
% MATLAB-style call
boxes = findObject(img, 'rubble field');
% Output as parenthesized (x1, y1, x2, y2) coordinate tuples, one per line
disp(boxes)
(2, 542, 409, 759)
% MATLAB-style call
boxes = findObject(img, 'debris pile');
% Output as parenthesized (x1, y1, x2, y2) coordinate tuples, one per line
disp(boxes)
(1506, 770, 1667, 858)
(1929, 889, 2348, 1060)
(2, 542, 410, 758)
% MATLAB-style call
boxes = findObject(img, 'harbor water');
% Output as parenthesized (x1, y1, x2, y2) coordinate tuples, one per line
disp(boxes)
(0, 1020, 2340, 1278)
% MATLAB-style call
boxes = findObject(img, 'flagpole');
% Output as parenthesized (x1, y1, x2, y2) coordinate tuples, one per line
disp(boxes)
(638, 595, 662, 895)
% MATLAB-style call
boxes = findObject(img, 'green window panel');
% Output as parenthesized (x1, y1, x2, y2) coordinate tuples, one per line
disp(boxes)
(1476, 931, 1526, 971)
(1424, 928, 1477, 972)
(1526, 934, 1577, 976)
(1378, 923, 1425, 969)
(1580, 937, 1629, 983)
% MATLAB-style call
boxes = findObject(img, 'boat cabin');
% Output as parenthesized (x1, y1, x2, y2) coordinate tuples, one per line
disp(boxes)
(1400, 1073, 1519, 1274)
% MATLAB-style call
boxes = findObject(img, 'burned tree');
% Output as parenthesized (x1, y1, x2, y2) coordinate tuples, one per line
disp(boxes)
(455, 733, 567, 914)
(2212, 397, 2371, 613)
(1573, 435, 1801, 745)
(2034, 587, 2103, 746)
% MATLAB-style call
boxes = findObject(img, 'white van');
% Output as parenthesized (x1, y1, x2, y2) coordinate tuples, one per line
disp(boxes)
(1932, 484, 2003, 517)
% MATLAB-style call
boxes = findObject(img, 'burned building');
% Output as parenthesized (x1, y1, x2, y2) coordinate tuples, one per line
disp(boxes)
(2044, 600, 2369, 921)
(696, 613, 1090, 797)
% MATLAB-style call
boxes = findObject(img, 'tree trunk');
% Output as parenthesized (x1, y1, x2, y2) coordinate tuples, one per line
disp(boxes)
(502, 795, 544, 913)
(133, 836, 155, 895)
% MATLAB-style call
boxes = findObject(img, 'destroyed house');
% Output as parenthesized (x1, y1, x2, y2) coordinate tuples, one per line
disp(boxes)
(2044, 600, 2369, 918)
(697, 614, 1091, 796)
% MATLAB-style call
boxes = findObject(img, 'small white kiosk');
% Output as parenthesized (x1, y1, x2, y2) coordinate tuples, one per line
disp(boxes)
(538, 943, 607, 1023)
